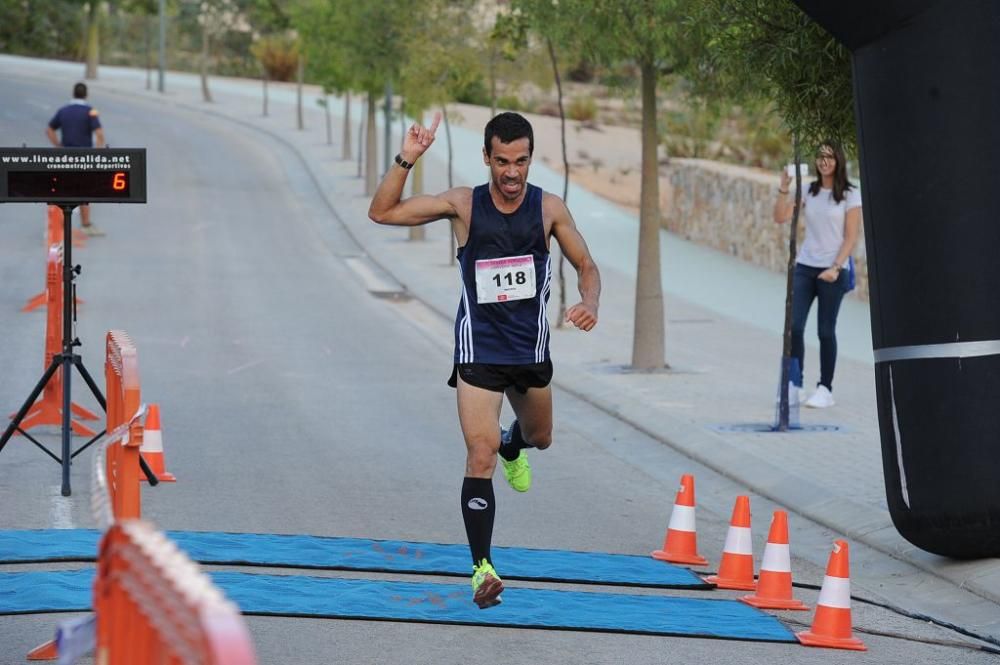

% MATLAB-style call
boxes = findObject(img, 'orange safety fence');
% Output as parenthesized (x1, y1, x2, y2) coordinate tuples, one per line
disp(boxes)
(22, 205, 84, 312)
(30, 331, 256, 663)
(104, 330, 144, 520)
(94, 520, 257, 665)
(14, 243, 99, 435)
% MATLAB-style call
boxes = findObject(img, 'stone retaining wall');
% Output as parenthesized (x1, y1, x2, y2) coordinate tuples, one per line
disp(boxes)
(664, 158, 869, 300)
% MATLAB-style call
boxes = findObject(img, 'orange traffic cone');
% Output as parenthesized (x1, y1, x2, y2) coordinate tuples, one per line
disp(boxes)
(741, 510, 808, 610)
(651, 474, 708, 566)
(704, 495, 755, 590)
(26, 639, 57, 660)
(796, 540, 867, 651)
(140, 403, 176, 482)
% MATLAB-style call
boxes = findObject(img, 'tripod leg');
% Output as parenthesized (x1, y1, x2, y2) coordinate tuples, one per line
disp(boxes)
(74, 356, 107, 411)
(0, 358, 62, 454)
(61, 355, 72, 496)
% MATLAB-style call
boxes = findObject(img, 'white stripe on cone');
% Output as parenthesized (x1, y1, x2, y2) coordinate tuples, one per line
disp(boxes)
(722, 526, 753, 555)
(760, 542, 791, 572)
(667, 504, 696, 531)
(816, 575, 852, 609)
(141, 428, 163, 454)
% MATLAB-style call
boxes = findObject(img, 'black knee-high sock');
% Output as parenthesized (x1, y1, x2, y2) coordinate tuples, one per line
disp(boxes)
(499, 420, 533, 462)
(461, 477, 496, 565)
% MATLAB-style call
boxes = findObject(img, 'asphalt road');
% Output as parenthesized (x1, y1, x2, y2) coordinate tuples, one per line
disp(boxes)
(1, 73, 996, 664)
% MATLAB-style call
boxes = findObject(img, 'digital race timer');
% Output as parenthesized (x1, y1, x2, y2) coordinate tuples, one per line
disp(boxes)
(0, 147, 146, 204)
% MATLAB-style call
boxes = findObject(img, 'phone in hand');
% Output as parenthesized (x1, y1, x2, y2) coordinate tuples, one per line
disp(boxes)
(786, 163, 808, 180)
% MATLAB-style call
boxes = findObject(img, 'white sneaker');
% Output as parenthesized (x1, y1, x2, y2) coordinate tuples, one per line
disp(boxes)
(798, 387, 808, 404)
(804, 385, 835, 408)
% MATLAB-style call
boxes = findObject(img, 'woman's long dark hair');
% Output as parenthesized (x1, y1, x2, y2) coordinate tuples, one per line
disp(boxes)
(809, 141, 854, 203)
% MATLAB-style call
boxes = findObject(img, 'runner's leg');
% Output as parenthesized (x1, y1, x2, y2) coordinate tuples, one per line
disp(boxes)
(456, 376, 505, 606)
(456, 376, 504, 561)
(503, 385, 553, 452)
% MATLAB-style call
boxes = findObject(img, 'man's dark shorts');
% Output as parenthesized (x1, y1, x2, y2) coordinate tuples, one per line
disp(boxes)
(448, 360, 553, 394)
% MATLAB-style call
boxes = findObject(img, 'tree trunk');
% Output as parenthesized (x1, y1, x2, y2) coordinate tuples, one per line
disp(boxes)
(296, 56, 304, 130)
(357, 97, 365, 178)
(409, 110, 426, 241)
(145, 15, 152, 90)
(199, 16, 212, 103)
(443, 105, 456, 265)
(365, 91, 378, 195)
(324, 94, 332, 145)
(776, 135, 803, 430)
(262, 69, 269, 117)
(630, 59, 666, 370)
(383, 82, 392, 175)
(489, 47, 497, 119)
(547, 37, 569, 328)
(342, 91, 352, 160)
(84, 2, 99, 80)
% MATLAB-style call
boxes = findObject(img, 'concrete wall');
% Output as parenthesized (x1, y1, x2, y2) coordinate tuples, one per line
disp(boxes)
(665, 158, 869, 300)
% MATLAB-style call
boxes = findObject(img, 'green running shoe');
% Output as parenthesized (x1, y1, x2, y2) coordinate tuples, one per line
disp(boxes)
(500, 449, 532, 492)
(471, 559, 504, 609)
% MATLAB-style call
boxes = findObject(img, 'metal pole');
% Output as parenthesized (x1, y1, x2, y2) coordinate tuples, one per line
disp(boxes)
(383, 81, 392, 173)
(60, 206, 76, 495)
(157, 0, 166, 93)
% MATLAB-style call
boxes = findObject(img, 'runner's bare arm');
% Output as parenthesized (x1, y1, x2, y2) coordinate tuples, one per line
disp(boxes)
(369, 111, 458, 226)
(547, 194, 601, 332)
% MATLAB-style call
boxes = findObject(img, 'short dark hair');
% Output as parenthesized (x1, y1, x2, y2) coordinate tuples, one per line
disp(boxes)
(484, 112, 533, 157)
(73, 82, 87, 99)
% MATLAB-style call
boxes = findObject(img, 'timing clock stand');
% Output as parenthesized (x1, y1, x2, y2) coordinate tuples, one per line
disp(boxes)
(0, 147, 150, 496)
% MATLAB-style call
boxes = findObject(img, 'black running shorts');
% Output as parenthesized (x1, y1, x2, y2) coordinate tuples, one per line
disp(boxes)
(448, 360, 553, 394)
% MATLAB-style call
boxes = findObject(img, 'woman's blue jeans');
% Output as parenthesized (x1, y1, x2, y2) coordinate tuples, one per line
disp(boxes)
(791, 263, 848, 391)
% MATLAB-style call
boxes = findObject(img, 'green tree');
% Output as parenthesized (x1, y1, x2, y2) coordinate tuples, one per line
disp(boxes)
(120, 0, 160, 89)
(302, 0, 408, 195)
(570, 0, 701, 370)
(292, 0, 360, 159)
(0, 1, 82, 59)
(693, 0, 854, 150)
(84, 1, 100, 79)
(397, 0, 482, 241)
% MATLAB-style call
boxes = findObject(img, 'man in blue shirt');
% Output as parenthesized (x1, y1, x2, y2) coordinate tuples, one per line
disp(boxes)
(46, 82, 106, 236)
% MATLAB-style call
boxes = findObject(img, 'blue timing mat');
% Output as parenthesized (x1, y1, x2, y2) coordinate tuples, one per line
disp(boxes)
(0, 530, 709, 588)
(0, 569, 795, 642)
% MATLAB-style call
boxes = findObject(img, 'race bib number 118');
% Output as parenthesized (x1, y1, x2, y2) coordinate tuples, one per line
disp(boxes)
(475, 255, 536, 304)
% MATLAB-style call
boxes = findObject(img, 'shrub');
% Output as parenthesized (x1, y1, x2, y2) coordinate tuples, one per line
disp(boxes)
(566, 96, 597, 122)
(250, 35, 298, 82)
(496, 94, 523, 111)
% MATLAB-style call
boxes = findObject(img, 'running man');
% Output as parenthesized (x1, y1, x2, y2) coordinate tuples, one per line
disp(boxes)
(46, 82, 106, 236)
(369, 112, 601, 608)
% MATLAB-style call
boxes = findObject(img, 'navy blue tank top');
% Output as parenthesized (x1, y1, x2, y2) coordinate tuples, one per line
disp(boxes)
(454, 184, 551, 365)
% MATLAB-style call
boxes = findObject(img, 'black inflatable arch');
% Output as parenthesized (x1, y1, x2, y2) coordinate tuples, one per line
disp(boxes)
(793, 0, 1000, 557)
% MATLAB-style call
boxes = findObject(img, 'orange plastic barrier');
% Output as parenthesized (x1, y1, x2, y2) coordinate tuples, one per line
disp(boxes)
(16, 243, 99, 435)
(93, 520, 258, 664)
(104, 330, 144, 520)
(22, 206, 84, 311)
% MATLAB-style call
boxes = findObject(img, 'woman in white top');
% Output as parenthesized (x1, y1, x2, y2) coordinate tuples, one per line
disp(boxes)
(773, 142, 862, 408)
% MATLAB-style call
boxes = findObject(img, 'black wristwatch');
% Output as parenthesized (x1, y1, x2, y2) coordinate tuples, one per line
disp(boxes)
(394, 153, 414, 170)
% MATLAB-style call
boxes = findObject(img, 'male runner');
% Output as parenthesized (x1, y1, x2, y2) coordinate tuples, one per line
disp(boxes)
(369, 111, 601, 609)
(46, 82, 106, 236)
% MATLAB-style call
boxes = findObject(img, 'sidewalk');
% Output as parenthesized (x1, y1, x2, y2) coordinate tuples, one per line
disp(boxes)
(6, 55, 998, 632)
